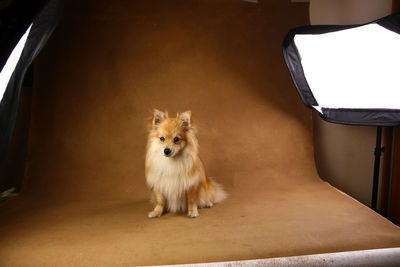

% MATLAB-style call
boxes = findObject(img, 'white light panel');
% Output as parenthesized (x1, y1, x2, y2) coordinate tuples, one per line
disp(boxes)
(294, 24, 400, 112)
(0, 23, 33, 102)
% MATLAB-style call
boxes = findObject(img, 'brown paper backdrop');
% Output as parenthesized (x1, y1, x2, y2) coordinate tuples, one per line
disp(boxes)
(0, 1, 399, 266)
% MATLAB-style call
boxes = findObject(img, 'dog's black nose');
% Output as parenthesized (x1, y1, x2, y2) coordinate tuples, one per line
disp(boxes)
(164, 148, 172, 156)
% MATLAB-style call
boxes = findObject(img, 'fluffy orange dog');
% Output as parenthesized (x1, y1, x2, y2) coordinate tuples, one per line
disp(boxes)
(145, 109, 226, 218)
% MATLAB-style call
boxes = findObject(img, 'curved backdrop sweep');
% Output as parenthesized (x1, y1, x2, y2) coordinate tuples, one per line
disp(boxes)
(0, 1, 400, 266)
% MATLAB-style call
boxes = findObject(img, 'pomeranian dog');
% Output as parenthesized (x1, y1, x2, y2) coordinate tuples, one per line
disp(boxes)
(145, 109, 226, 218)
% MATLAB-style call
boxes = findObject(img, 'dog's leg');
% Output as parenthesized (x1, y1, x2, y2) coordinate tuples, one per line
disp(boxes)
(148, 190, 165, 218)
(187, 186, 199, 218)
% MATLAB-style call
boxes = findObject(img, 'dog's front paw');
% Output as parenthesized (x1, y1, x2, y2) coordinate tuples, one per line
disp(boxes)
(187, 210, 199, 218)
(148, 210, 162, 218)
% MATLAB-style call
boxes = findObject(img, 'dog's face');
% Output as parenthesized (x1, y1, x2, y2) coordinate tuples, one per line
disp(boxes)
(150, 109, 192, 158)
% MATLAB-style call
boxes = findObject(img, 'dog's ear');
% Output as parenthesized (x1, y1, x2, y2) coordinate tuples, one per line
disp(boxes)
(151, 109, 167, 129)
(178, 111, 192, 130)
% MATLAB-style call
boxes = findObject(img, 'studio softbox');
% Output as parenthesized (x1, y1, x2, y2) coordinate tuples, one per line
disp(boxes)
(282, 12, 400, 211)
(0, 0, 63, 162)
(283, 12, 400, 126)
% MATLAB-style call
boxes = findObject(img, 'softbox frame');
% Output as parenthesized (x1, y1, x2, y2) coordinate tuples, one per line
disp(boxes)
(0, 0, 63, 162)
(283, 12, 400, 126)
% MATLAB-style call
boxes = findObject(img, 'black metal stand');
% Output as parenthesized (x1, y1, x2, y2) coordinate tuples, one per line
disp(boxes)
(371, 126, 384, 211)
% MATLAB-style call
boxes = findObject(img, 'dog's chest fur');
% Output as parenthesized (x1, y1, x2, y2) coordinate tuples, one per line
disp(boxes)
(146, 144, 200, 212)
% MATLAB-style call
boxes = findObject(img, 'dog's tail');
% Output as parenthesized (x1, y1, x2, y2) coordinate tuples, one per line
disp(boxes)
(207, 177, 227, 203)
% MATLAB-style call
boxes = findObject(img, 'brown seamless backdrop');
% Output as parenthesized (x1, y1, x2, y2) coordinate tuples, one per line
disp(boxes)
(0, 1, 399, 266)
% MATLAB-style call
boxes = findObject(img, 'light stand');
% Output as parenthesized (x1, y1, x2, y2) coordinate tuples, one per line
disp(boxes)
(372, 126, 383, 211)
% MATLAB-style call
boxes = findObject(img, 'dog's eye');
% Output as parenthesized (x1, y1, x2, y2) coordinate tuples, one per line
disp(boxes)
(173, 137, 180, 143)
(160, 137, 165, 142)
